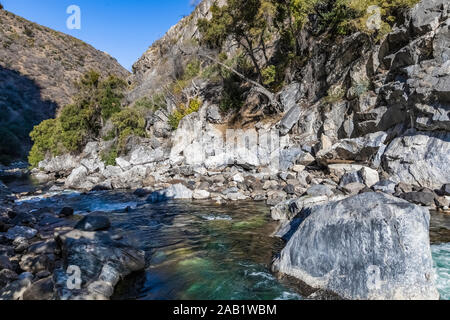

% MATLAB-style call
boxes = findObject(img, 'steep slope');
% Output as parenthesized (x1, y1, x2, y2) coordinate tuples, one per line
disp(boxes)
(128, 0, 223, 103)
(0, 9, 129, 163)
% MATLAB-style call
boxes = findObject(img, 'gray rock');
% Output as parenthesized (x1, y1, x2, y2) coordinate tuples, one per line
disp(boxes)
(307, 185, 334, 197)
(316, 132, 387, 167)
(279, 82, 302, 112)
(410, 0, 446, 36)
(283, 184, 296, 195)
(54, 230, 145, 300)
(19, 254, 54, 274)
(22, 277, 54, 300)
(75, 214, 111, 232)
(373, 180, 397, 194)
(147, 183, 193, 203)
(206, 104, 222, 123)
(400, 192, 435, 207)
(342, 182, 366, 195)
(0, 274, 32, 300)
(5, 226, 37, 240)
(273, 193, 439, 300)
(383, 130, 450, 189)
(65, 166, 90, 190)
(0, 269, 18, 287)
(279, 106, 301, 136)
(193, 189, 211, 200)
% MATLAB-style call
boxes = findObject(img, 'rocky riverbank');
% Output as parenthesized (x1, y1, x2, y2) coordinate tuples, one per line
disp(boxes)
(0, 187, 145, 300)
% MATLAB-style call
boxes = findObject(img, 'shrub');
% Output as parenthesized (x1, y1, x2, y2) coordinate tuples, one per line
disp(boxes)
(184, 59, 201, 80)
(111, 108, 147, 151)
(262, 65, 276, 86)
(28, 119, 63, 167)
(99, 76, 127, 120)
(28, 71, 128, 167)
(101, 147, 118, 166)
(168, 98, 202, 130)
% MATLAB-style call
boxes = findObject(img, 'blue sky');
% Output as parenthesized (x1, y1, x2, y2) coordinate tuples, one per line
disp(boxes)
(1, 0, 197, 70)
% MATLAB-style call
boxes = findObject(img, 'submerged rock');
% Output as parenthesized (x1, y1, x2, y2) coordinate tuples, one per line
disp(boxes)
(273, 193, 439, 300)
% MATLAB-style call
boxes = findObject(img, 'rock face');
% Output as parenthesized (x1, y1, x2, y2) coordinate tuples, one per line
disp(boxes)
(273, 193, 439, 300)
(383, 130, 450, 189)
(0, 10, 129, 163)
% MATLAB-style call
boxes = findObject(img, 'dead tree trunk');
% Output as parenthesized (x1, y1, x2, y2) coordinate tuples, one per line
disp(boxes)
(197, 53, 282, 113)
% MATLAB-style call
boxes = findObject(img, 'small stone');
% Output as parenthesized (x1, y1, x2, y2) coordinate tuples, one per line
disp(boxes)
(373, 180, 397, 194)
(297, 153, 315, 166)
(193, 190, 211, 200)
(359, 167, 379, 187)
(5, 226, 37, 241)
(292, 165, 305, 173)
(307, 185, 334, 197)
(283, 184, 296, 195)
(342, 182, 366, 195)
(396, 182, 413, 194)
(13, 237, 29, 253)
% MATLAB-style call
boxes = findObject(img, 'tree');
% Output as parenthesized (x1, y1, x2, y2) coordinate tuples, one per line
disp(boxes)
(0, 3, 4, 10)
(198, 0, 275, 84)
(272, 0, 323, 55)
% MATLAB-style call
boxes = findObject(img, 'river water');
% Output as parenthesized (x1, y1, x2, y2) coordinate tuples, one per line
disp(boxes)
(10, 184, 450, 300)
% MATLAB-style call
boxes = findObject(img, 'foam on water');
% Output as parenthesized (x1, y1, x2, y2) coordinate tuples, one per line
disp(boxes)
(201, 214, 233, 221)
(432, 243, 450, 300)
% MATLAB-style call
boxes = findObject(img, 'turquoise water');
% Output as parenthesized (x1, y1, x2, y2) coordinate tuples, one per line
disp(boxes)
(432, 243, 450, 300)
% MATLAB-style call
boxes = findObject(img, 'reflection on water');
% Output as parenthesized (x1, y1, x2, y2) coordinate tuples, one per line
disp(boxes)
(110, 201, 301, 300)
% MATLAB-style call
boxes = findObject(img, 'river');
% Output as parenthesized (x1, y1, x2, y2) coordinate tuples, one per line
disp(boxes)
(7, 177, 450, 300)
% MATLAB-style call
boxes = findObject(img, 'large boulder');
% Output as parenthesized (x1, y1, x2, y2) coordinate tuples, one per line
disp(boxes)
(54, 230, 145, 300)
(383, 130, 450, 189)
(316, 132, 388, 167)
(272, 193, 439, 300)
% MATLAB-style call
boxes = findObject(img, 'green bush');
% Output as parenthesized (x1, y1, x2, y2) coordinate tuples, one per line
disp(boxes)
(168, 98, 202, 130)
(28, 71, 128, 167)
(101, 147, 118, 166)
(184, 59, 201, 80)
(28, 119, 63, 167)
(111, 108, 147, 151)
(262, 65, 276, 86)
